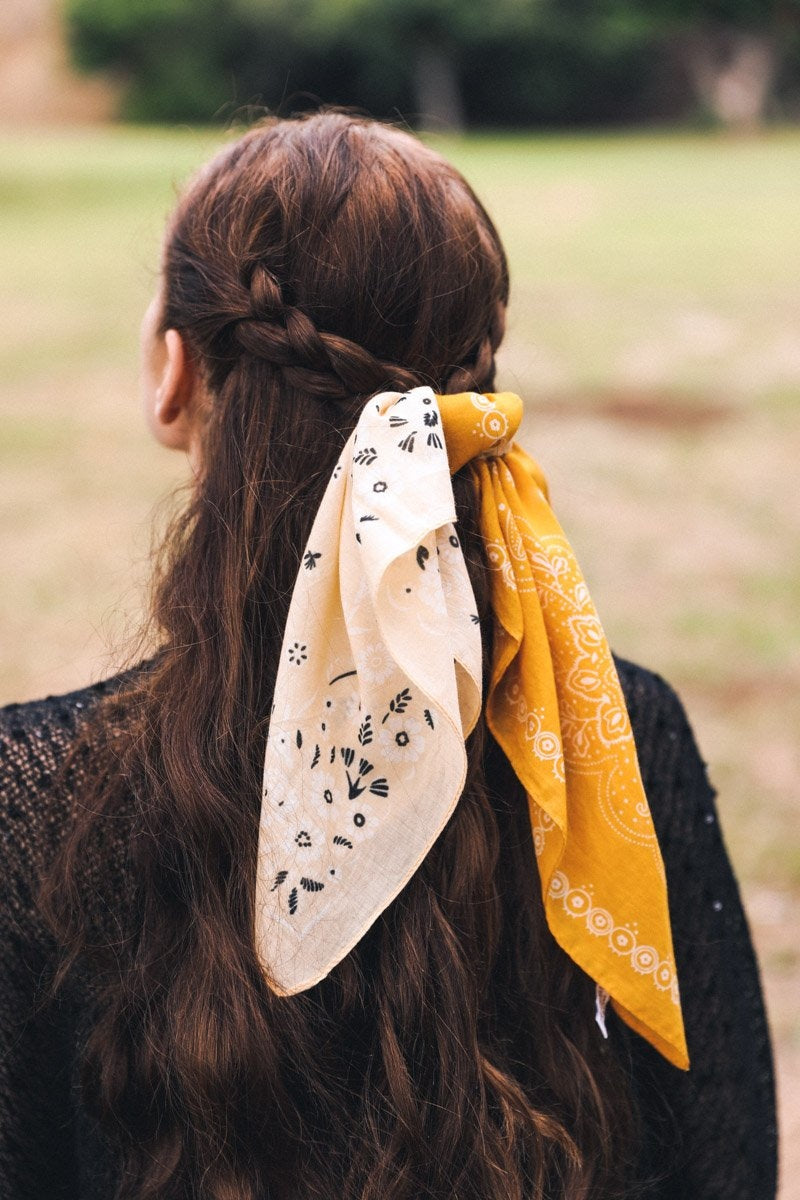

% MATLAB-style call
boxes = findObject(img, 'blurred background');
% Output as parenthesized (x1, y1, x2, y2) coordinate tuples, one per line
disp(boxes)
(1, 0, 798, 1193)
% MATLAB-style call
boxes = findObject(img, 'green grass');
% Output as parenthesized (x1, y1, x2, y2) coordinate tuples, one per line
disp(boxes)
(0, 127, 223, 387)
(434, 129, 800, 404)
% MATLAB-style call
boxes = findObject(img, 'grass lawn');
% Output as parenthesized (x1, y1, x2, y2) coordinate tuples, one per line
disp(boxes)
(1, 124, 799, 1189)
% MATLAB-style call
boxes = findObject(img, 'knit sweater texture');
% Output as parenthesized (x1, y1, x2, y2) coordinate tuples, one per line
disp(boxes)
(0, 657, 778, 1199)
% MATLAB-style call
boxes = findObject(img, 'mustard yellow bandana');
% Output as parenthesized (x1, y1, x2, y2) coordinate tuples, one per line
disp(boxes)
(255, 387, 689, 1072)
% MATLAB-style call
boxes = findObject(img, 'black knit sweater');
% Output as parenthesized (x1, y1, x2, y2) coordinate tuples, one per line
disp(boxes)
(0, 658, 778, 1199)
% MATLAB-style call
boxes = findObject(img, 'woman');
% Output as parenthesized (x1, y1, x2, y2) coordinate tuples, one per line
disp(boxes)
(0, 112, 777, 1199)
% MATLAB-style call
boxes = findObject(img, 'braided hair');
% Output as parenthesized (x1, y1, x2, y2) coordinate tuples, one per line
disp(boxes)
(208, 261, 499, 400)
(161, 114, 507, 403)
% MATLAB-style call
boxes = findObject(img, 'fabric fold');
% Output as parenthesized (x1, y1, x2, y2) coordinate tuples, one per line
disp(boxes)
(256, 388, 482, 996)
(474, 446, 688, 1070)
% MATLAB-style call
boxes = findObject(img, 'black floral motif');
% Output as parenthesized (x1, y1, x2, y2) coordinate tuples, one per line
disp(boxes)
(288, 887, 298, 915)
(423, 411, 439, 427)
(398, 431, 417, 452)
(424, 708, 435, 728)
(339, 746, 389, 800)
(427, 432, 443, 449)
(470, 613, 480, 624)
(303, 551, 321, 569)
(300, 877, 325, 892)
(270, 870, 288, 891)
(383, 687, 412, 722)
(288, 642, 307, 665)
(324, 788, 334, 804)
(310, 744, 320, 769)
(358, 715, 373, 746)
(354, 446, 378, 465)
(359, 514, 378, 522)
(395, 730, 410, 747)
(389, 415, 408, 427)
(422, 395, 432, 405)
(416, 545, 429, 570)
(353, 812, 366, 827)
(342, 750, 374, 799)
(332, 834, 353, 848)
(373, 481, 388, 494)
(294, 829, 312, 847)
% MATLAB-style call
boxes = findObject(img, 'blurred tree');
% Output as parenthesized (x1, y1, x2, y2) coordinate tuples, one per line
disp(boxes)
(289, 0, 678, 128)
(289, 0, 543, 130)
(66, 0, 403, 121)
(64, 0, 800, 126)
(606, 0, 800, 125)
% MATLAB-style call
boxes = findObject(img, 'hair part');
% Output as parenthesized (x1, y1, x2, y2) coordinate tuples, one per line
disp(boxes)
(39, 111, 638, 1199)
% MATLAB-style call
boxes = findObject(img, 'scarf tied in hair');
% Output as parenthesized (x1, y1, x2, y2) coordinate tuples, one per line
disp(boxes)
(256, 386, 689, 1072)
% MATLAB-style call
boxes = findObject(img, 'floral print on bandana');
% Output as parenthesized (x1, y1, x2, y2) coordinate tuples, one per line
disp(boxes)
(256, 388, 482, 996)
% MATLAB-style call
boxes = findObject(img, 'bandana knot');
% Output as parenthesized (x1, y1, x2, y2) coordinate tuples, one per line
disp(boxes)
(438, 390, 524, 472)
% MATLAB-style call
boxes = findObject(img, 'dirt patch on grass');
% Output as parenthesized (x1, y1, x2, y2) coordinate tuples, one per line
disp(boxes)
(529, 387, 738, 431)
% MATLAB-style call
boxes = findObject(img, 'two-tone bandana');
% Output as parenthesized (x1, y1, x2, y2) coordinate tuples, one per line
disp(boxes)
(255, 386, 689, 1071)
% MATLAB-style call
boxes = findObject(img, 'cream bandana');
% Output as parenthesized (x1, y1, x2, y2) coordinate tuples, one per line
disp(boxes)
(255, 387, 689, 1072)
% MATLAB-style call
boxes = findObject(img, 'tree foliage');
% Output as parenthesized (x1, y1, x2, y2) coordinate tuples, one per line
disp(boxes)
(64, 0, 800, 125)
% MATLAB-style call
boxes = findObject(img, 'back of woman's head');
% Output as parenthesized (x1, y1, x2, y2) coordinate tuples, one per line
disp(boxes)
(146, 113, 511, 769)
(161, 111, 507, 403)
(40, 113, 636, 1200)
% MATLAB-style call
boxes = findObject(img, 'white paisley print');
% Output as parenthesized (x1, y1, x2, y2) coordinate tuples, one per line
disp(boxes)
(474, 444, 688, 1069)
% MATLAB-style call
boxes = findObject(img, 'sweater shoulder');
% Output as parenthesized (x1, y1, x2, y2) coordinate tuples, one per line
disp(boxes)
(0, 663, 150, 772)
(0, 667, 146, 946)
(0, 670, 138, 821)
(0, 669, 134, 734)
(613, 654, 717, 847)
(613, 654, 707, 775)
(613, 653, 686, 727)
(1, 675, 122, 772)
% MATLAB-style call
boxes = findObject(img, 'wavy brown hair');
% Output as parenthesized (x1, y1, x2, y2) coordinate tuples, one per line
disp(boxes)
(39, 112, 639, 1199)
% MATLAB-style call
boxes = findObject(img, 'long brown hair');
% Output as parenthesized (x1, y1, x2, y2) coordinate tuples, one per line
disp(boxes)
(39, 112, 637, 1199)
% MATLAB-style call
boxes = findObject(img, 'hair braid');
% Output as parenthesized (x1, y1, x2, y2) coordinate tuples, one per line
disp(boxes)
(233, 311, 422, 398)
(229, 264, 503, 400)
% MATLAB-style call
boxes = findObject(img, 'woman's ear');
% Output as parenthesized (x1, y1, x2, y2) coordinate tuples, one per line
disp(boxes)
(141, 289, 200, 456)
(152, 329, 196, 450)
